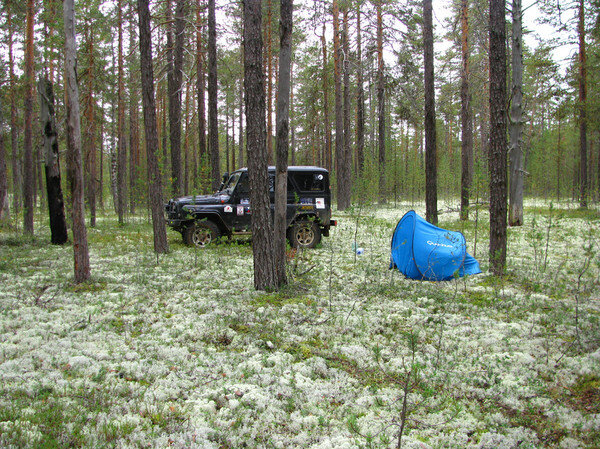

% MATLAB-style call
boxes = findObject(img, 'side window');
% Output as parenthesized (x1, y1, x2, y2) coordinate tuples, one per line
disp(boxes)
(291, 172, 326, 192)
(236, 173, 250, 196)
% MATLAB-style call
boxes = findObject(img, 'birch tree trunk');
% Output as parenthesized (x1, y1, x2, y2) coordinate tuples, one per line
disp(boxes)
(64, 0, 91, 283)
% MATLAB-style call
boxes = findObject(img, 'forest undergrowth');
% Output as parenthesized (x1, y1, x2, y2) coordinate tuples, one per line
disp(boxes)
(0, 200, 599, 448)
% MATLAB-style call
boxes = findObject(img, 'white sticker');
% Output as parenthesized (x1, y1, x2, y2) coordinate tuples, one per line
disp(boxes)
(237, 206, 244, 216)
(316, 198, 325, 209)
(224, 205, 233, 213)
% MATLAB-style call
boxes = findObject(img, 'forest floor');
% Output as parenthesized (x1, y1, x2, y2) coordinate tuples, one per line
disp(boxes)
(0, 200, 599, 449)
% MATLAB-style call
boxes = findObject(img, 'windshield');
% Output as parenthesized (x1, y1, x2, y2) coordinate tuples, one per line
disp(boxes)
(221, 172, 241, 194)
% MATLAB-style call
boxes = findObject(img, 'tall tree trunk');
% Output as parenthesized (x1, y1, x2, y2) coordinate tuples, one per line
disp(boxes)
(377, 1, 387, 205)
(138, 0, 169, 254)
(196, 0, 207, 189)
(0, 99, 8, 221)
(38, 78, 68, 244)
(84, 23, 97, 228)
(239, 77, 244, 168)
(356, 5, 365, 176)
(508, 0, 524, 226)
(266, 0, 274, 164)
(170, 0, 186, 197)
(64, 0, 91, 283)
(129, 13, 140, 215)
(8, 6, 21, 215)
(460, 0, 473, 221)
(423, 0, 438, 224)
(208, 0, 221, 191)
(321, 25, 332, 173)
(577, 0, 588, 208)
(244, 0, 276, 291)
(117, 0, 127, 224)
(333, 0, 343, 208)
(274, 0, 293, 288)
(339, 6, 352, 210)
(23, 0, 35, 235)
(488, 0, 508, 275)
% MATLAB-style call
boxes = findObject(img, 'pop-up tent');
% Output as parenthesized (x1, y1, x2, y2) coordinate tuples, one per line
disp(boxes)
(390, 210, 481, 281)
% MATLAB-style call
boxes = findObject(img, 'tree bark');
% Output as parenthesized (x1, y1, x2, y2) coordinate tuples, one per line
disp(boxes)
(208, 0, 221, 191)
(333, 0, 344, 208)
(274, 0, 293, 288)
(7, 6, 21, 215)
(339, 6, 352, 210)
(0, 99, 8, 221)
(244, 0, 277, 291)
(83, 23, 97, 228)
(39, 78, 68, 244)
(138, 0, 169, 254)
(129, 13, 140, 215)
(266, 0, 274, 164)
(377, 1, 387, 205)
(117, 0, 127, 224)
(577, 0, 588, 208)
(460, 0, 473, 221)
(424, 0, 438, 225)
(169, 0, 186, 197)
(64, 0, 91, 283)
(23, 0, 35, 235)
(196, 0, 207, 189)
(356, 5, 365, 176)
(508, 0, 524, 226)
(488, 0, 508, 275)
(321, 25, 332, 173)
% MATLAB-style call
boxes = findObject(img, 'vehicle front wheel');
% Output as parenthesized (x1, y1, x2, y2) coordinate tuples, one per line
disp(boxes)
(288, 221, 321, 248)
(183, 221, 220, 247)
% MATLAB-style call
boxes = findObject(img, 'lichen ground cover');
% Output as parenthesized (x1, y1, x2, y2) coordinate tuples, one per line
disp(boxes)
(0, 201, 599, 448)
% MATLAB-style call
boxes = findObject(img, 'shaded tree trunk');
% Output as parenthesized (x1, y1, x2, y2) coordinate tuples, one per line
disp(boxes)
(83, 23, 97, 227)
(333, 0, 343, 208)
(7, 5, 21, 214)
(274, 0, 293, 288)
(129, 13, 140, 215)
(424, 0, 438, 224)
(196, 0, 207, 188)
(64, 0, 91, 283)
(117, 0, 127, 224)
(321, 26, 332, 173)
(488, 0, 508, 275)
(138, 0, 169, 254)
(208, 0, 221, 191)
(170, 0, 186, 196)
(460, 0, 473, 221)
(266, 0, 274, 164)
(377, 1, 387, 205)
(577, 0, 588, 208)
(244, 0, 277, 291)
(339, 6, 351, 210)
(38, 78, 68, 244)
(356, 5, 365, 176)
(0, 99, 7, 221)
(23, 0, 35, 235)
(508, 0, 524, 226)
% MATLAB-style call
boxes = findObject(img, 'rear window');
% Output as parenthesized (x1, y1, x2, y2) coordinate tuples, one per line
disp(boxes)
(291, 172, 326, 192)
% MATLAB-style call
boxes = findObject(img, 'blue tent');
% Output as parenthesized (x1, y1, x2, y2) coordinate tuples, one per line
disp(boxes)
(390, 210, 481, 281)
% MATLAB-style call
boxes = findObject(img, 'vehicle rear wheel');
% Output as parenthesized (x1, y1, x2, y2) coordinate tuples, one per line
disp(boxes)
(183, 221, 220, 247)
(288, 221, 321, 248)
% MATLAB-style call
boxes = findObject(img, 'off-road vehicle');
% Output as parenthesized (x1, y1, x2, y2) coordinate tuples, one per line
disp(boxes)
(164, 166, 336, 248)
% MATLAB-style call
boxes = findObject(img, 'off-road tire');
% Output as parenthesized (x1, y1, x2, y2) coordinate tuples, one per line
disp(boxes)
(288, 221, 321, 248)
(183, 221, 220, 247)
